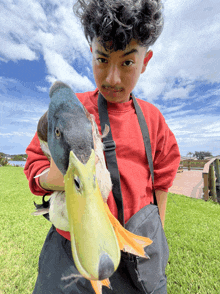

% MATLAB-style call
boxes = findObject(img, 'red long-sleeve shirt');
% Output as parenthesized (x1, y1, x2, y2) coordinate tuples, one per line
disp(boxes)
(24, 88, 180, 240)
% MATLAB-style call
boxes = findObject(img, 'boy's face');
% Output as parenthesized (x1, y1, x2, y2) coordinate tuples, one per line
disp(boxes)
(90, 38, 153, 103)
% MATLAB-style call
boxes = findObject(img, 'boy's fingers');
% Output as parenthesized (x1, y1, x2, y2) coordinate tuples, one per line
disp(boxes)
(49, 157, 65, 186)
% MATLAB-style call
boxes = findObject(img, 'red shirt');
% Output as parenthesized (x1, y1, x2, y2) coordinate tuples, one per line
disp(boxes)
(24, 88, 180, 240)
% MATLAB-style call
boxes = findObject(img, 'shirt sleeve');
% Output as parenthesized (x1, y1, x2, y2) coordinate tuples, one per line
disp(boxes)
(24, 132, 52, 196)
(153, 114, 180, 192)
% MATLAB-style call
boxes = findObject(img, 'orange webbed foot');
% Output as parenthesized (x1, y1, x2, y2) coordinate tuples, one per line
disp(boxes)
(104, 203, 153, 258)
(90, 278, 111, 294)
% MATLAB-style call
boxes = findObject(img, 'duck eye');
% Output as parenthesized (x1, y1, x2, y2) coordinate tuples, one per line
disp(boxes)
(74, 176, 81, 191)
(55, 127, 61, 138)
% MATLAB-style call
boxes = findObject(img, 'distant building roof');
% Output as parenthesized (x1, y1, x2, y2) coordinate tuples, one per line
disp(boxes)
(181, 156, 197, 160)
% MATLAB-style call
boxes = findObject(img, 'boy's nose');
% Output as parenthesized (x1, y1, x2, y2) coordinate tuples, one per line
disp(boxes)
(105, 65, 121, 86)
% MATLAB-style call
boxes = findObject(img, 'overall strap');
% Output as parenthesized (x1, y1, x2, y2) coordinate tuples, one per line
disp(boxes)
(131, 93, 157, 206)
(98, 92, 157, 227)
(98, 93, 125, 227)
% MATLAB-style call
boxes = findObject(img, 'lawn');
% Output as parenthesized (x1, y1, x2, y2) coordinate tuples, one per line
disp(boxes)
(0, 166, 220, 293)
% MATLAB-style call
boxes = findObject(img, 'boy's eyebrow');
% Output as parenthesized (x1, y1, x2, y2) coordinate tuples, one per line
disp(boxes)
(95, 50, 109, 58)
(122, 49, 138, 57)
(95, 48, 138, 58)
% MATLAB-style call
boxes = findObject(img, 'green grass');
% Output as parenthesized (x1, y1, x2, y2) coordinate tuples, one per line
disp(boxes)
(165, 194, 220, 293)
(0, 167, 51, 294)
(0, 166, 220, 293)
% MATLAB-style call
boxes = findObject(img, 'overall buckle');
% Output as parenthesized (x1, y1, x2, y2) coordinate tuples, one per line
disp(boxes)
(103, 140, 116, 152)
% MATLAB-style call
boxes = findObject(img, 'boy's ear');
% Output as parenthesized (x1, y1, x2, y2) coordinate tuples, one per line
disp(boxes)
(141, 50, 153, 73)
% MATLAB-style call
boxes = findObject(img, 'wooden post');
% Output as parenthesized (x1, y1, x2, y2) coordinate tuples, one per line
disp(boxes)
(215, 160, 220, 204)
(209, 165, 217, 202)
(203, 173, 209, 201)
(203, 158, 217, 202)
(214, 159, 220, 186)
(188, 160, 191, 171)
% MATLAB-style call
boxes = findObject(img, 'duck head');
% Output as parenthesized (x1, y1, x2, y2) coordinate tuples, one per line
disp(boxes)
(47, 82, 93, 175)
(44, 81, 120, 281)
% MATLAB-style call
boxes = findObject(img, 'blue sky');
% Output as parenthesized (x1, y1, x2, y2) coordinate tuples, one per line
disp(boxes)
(0, 0, 220, 156)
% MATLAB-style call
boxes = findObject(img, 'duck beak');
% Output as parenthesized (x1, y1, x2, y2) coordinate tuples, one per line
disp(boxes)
(64, 150, 120, 281)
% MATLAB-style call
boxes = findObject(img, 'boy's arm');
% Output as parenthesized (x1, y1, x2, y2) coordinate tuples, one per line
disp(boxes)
(24, 132, 51, 196)
(24, 132, 64, 195)
(151, 112, 180, 230)
(155, 190, 167, 229)
(39, 157, 65, 191)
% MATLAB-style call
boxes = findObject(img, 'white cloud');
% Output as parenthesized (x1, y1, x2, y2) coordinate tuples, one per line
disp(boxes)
(1, 0, 219, 99)
(165, 109, 193, 118)
(0, 78, 48, 135)
(36, 86, 48, 93)
(0, 0, 46, 60)
(203, 122, 220, 133)
(136, 0, 220, 100)
(0, 0, 220, 156)
(0, 131, 34, 137)
(43, 48, 94, 91)
(0, 37, 37, 61)
(163, 85, 195, 100)
(193, 87, 220, 103)
(0, 0, 92, 88)
(159, 103, 187, 114)
(166, 114, 220, 156)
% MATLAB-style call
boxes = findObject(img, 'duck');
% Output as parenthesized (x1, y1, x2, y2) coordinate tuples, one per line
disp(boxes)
(32, 81, 153, 294)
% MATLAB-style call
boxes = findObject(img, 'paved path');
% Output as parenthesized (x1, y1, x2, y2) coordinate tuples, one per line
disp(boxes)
(168, 170, 204, 199)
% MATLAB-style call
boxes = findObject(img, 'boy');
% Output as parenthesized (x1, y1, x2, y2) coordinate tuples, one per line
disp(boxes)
(24, 0, 180, 293)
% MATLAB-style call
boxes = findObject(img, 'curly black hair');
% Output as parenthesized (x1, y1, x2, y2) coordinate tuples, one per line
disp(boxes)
(73, 0, 164, 51)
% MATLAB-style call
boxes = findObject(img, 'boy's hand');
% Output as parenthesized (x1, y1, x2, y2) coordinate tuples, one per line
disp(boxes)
(39, 157, 65, 191)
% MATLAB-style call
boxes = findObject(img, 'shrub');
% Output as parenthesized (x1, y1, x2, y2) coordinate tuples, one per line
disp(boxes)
(0, 155, 8, 166)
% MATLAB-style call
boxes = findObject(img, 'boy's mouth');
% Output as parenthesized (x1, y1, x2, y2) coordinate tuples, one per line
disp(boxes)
(102, 86, 124, 97)
(102, 86, 123, 93)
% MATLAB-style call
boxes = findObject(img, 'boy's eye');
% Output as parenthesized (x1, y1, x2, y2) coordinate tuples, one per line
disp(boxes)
(123, 60, 134, 67)
(97, 58, 107, 64)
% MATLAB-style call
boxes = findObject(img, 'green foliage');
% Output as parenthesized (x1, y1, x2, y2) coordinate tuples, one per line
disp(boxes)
(193, 151, 213, 160)
(0, 155, 8, 166)
(12, 155, 24, 161)
(181, 160, 209, 168)
(0, 152, 27, 161)
(186, 152, 193, 158)
(10, 154, 27, 161)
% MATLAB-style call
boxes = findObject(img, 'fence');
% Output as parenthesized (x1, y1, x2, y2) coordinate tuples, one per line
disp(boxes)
(202, 158, 220, 202)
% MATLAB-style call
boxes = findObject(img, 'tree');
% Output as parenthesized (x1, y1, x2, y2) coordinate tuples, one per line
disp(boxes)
(0, 155, 8, 166)
(193, 151, 212, 160)
(187, 152, 193, 158)
(13, 155, 23, 161)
